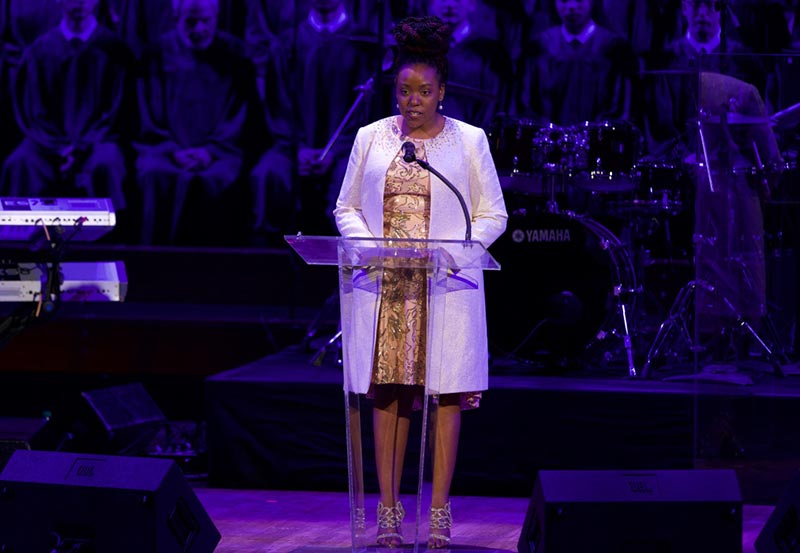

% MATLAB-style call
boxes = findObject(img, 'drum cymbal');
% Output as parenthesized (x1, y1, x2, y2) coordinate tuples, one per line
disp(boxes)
(640, 69, 699, 75)
(771, 101, 800, 130)
(692, 113, 774, 126)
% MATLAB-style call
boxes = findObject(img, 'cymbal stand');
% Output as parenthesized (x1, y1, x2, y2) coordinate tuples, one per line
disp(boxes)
(544, 171, 561, 214)
(305, 76, 376, 366)
(643, 116, 790, 379)
(641, 277, 788, 379)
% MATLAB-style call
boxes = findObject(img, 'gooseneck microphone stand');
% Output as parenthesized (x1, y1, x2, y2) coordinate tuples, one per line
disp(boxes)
(402, 143, 472, 241)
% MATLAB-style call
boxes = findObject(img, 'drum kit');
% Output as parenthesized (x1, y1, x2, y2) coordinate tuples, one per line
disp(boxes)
(485, 115, 704, 376)
(485, 107, 800, 378)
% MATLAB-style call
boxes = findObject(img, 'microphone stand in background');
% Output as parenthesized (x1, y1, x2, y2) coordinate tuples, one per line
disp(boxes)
(305, 77, 375, 364)
(316, 77, 374, 163)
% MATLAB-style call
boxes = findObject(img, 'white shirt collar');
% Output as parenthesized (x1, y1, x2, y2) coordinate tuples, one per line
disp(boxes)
(686, 29, 721, 54)
(451, 22, 471, 45)
(308, 5, 348, 34)
(562, 20, 596, 44)
(60, 15, 98, 42)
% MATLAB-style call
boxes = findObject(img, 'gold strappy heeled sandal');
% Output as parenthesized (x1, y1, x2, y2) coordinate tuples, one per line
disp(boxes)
(377, 500, 404, 547)
(428, 501, 452, 549)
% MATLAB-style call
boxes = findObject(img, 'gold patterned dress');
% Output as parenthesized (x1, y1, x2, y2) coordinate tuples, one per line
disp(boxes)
(371, 137, 480, 410)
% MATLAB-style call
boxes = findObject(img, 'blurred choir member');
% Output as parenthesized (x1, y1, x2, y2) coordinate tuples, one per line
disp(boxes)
(103, 0, 245, 59)
(426, 0, 512, 130)
(249, 0, 373, 239)
(0, 0, 134, 213)
(786, 0, 800, 49)
(0, 0, 62, 156)
(135, 0, 260, 245)
(243, 0, 312, 99)
(730, 0, 798, 54)
(644, 0, 763, 155)
(104, 0, 175, 58)
(515, 0, 640, 126)
(464, 0, 552, 65)
(601, 0, 683, 66)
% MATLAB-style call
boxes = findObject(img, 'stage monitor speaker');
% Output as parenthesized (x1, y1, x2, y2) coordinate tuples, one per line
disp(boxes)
(0, 449, 220, 552)
(0, 417, 48, 471)
(61, 382, 167, 455)
(755, 469, 800, 552)
(517, 469, 743, 553)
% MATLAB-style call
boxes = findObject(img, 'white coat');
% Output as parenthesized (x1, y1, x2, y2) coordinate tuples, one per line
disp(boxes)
(334, 116, 507, 395)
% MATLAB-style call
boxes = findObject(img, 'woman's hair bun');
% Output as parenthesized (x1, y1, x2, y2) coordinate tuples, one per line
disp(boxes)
(392, 16, 452, 58)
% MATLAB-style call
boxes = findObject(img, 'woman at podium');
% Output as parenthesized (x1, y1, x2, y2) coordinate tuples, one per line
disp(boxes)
(334, 15, 507, 549)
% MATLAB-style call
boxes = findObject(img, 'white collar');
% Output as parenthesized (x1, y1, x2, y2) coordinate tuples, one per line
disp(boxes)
(686, 29, 721, 54)
(561, 20, 596, 44)
(60, 15, 98, 42)
(308, 5, 348, 34)
(451, 22, 471, 45)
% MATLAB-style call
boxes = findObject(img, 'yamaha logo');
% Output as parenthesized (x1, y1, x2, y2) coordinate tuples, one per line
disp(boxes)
(512, 228, 572, 243)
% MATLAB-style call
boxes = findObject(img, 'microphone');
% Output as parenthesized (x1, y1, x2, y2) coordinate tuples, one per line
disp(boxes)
(402, 141, 416, 163)
(401, 141, 472, 241)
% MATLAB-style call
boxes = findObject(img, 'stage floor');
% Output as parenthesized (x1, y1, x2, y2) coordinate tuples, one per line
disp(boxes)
(194, 488, 773, 552)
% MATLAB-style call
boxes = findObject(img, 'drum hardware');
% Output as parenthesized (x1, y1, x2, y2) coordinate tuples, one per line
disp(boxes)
(569, 120, 642, 193)
(489, 117, 586, 199)
(486, 208, 639, 374)
(641, 276, 790, 380)
(640, 120, 792, 381)
(606, 160, 687, 217)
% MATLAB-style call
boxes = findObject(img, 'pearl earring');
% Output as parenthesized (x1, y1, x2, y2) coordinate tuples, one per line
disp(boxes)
(396, 103, 400, 111)
(438, 101, 443, 111)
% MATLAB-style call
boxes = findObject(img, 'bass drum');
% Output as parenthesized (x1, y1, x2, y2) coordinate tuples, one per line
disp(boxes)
(486, 208, 636, 364)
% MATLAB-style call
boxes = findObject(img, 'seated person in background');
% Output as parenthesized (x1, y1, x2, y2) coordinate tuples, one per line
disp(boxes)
(462, 0, 555, 66)
(645, 0, 765, 156)
(426, 0, 512, 131)
(135, 0, 261, 245)
(106, 0, 246, 59)
(243, 0, 311, 100)
(730, 0, 799, 54)
(0, 0, 134, 216)
(249, 0, 373, 239)
(601, 0, 683, 66)
(515, 0, 640, 127)
(104, 0, 175, 58)
(0, 0, 63, 157)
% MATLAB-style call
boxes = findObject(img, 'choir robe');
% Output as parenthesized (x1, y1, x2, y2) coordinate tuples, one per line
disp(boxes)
(243, 0, 312, 85)
(471, 0, 556, 63)
(0, 0, 61, 153)
(250, 17, 373, 236)
(445, 34, 513, 131)
(135, 30, 258, 245)
(0, 25, 134, 209)
(644, 36, 766, 156)
(104, 0, 173, 58)
(516, 25, 640, 127)
(106, 0, 246, 59)
(601, 0, 682, 61)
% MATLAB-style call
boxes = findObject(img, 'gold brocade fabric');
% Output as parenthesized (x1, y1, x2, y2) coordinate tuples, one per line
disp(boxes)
(371, 139, 480, 410)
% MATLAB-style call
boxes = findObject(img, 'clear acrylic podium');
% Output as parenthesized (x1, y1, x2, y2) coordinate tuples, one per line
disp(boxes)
(286, 234, 500, 551)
